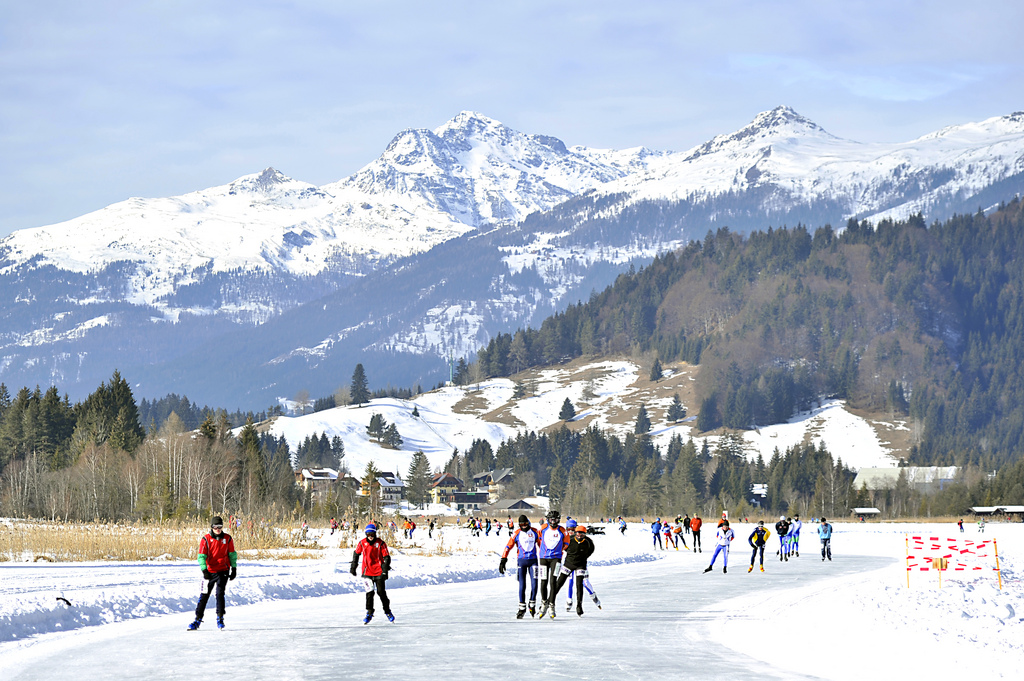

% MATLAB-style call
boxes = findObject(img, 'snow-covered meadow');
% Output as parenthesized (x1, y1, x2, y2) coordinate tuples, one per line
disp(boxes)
(1, 520, 1021, 679)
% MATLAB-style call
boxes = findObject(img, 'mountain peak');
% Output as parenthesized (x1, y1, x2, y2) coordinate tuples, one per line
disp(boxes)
(683, 106, 838, 162)
(227, 167, 298, 195)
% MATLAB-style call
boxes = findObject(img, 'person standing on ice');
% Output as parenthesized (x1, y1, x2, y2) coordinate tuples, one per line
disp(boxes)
(537, 510, 569, 618)
(818, 517, 833, 561)
(791, 515, 803, 557)
(663, 521, 674, 549)
(958, 518, 964, 533)
(775, 516, 791, 561)
(546, 521, 596, 617)
(499, 514, 541, 619)
(187, 516, 237, 631)
(350, 523, 395, 624)
(747, 521, 771, 572)
(703, 519, 734, 574)
(651, 518, 664, 550)
(618, 516, 627, 535)
(690, 514, 703, 553)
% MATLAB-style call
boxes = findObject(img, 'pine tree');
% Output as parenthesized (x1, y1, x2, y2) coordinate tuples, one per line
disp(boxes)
(383, 423, 403, 450)
(366, 413, 387, 443)
(406, 451, 432, 508)
(634, 404, 651, 434)
(650, 358, 663, 382)
(667, 393, 686, 422)
(331, 435, 346, 465)
(559, 397, 576, 422)
(350, 364, 370, 407)
(513, 381, 526, 399)
(199, 414, 217, 441)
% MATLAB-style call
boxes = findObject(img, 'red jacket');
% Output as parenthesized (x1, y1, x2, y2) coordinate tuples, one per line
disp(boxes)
(690, 518, 703, 533)
(354, 537, 391, 577)
(198, 532, 236, 573)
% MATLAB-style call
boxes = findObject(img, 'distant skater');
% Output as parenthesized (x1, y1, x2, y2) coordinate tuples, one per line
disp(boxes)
(748, 520, 771, 573)
(703, 519, 734, 573)
(690, 514, 703, 553)
(818, 517, 833, 561)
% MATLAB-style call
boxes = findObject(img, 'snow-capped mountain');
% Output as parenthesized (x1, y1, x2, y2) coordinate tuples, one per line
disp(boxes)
(0, 112, 657, 314)
(2, 107, 1024, 407)
(611, 106, 1024, 220)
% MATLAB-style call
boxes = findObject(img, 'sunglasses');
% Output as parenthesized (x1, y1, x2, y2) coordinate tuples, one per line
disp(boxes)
(212, 525, 223, 529)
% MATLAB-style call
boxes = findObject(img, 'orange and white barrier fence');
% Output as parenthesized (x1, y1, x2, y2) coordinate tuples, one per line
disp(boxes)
(905, 535, 1002, 590)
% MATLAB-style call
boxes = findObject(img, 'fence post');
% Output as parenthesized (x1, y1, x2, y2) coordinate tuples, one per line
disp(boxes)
(994, 538, 1003, 591)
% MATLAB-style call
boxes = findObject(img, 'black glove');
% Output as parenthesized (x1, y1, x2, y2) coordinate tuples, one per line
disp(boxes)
(202, 569, 213, 580)
(349, 564, 357, 576)
(498, 557, 507, 574)
(229, 567, 237, 581)
(381, 570, 389, 581)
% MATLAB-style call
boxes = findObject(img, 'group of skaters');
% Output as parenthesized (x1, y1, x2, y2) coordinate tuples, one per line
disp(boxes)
(498, 510, 600, 618)
(185, 510, 836, 629)
(701, 514, 834, 574)
(647, 514, 707, 552)
(467, 516, 516, 537)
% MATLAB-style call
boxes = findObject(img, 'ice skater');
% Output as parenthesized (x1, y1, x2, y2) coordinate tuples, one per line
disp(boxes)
(791, 515, 802, 557)
(187, 516, 237, 630)
(350, 523, 394, 624)
(703, 519, 734, 573)
(546, 522, 595, 617)
(537, 510, 569, 617)
(775, 516, 791, 561)
(818, 517, 833, 561)
(747, 520, 771, 572)
(690, 514, 703, 553)
(499, 514, 541, 618)
(652, 518, 664, 550)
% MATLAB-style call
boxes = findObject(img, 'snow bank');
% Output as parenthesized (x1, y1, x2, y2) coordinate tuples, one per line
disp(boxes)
(709, 522, 1024, 679)
(0, 522, 656, 644)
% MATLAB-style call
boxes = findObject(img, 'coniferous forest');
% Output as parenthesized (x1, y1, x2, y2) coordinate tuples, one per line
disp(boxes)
(4, 200, 1024, 520)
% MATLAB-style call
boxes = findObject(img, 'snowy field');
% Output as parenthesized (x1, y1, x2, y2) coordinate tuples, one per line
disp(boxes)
(1, 521, 1021, 679)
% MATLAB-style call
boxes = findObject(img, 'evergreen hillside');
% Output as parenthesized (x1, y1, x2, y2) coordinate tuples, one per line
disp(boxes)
(474, 198, 1024, 469)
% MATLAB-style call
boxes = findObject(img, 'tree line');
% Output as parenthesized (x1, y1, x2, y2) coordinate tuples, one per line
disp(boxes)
(466, 199, 1024, 474)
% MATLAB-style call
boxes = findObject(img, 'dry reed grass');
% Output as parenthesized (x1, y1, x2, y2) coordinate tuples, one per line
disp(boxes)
(0, 520, 321, 563)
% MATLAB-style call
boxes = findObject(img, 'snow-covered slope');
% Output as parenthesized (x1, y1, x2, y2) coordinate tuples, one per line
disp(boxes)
(266, 359, 900, 479)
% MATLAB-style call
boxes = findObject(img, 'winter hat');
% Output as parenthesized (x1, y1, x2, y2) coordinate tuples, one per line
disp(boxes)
(364, 523, 377, 534)
(758, 520, 764, 527)
(575, 525, 587, 534)
(566, 519, 578, 529)
(780, 515, 785, 520)
(211, 516, 224, 527)
(518, 514, 529, 525)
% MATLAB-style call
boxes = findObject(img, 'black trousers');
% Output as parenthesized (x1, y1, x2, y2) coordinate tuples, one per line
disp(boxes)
(693, 530, 702, 550)
(195, 571, 229, 619)
(364, 576, 391, 613)
(550, 566, 584, 611)
(750, 544, 765, 565)
(539, 558, 560, 603)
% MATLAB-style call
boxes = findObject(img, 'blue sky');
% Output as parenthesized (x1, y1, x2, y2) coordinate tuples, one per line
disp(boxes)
(1, 0, 1021, 238)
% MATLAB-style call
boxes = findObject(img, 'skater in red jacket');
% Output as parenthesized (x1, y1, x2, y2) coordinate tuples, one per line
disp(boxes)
(187, 516, 237, 630)
(350, 523, 394, 624)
